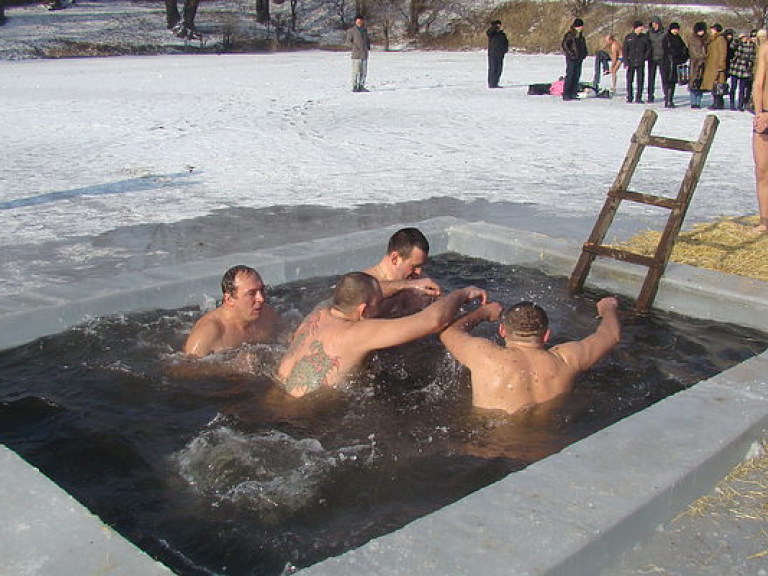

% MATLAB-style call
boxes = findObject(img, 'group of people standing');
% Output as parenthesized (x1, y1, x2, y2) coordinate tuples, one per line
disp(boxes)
(579, 17, 763, 111)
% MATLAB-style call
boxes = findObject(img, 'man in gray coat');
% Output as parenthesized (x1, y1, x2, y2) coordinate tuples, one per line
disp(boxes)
(346, 15, 372, 92)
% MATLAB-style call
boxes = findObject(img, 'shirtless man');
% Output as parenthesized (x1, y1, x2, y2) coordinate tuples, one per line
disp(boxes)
(364, 227, 442, 317)
(277, 272, 487, 398)
(752, 40, 768, 235)
(604, 34, 623, 93)
(439, 297, 621, 414)
(183, 265, 279, 357)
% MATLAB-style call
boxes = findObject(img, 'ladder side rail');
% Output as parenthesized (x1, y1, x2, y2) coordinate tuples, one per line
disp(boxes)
(635, 115, 720, 311)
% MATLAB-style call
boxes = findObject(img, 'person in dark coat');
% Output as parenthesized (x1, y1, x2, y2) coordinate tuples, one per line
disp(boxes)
(647, 16, 665, 102)
(661, 22, 689, 108)
(623, 20, 651, 103)
(561, 18, 588, 100)
(486, 20, 509, 89)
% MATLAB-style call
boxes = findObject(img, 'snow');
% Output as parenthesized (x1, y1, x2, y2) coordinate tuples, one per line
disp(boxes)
(0, 4, 756, 298)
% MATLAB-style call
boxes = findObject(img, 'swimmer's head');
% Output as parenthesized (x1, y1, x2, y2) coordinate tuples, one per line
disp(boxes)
(386, 228, 430, 280)
(503, 301, 549, 341)
(221, 265, 259, 298)
(333, 272, 382, 317)
(387, 228, 430, 259)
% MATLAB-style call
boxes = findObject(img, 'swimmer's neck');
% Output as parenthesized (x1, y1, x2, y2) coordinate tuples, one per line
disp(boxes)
(329, 306, 359, 322)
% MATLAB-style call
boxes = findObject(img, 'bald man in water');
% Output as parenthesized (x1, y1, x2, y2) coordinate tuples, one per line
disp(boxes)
(278, 272, 487, 398)
(183, 265, 279, 357)
(440, 297, 621, 414)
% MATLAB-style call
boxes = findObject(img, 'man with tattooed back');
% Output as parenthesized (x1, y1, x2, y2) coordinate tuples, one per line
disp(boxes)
(277, 272, 486, 398)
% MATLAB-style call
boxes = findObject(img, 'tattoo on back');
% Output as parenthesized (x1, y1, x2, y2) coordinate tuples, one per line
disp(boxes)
(284, 340, 341, 395)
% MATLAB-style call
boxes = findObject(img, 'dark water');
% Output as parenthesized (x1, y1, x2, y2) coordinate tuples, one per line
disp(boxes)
(0, 253, 766, 576)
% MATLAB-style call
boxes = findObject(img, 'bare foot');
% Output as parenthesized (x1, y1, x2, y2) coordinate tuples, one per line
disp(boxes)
(749, 223, 768, 236)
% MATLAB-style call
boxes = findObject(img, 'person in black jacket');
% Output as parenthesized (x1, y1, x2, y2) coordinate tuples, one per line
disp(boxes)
(561, 18, 588, 100)
(486, 20, 509, 88)
(623, 20, 652, 103)
(661, 22, 689, 108)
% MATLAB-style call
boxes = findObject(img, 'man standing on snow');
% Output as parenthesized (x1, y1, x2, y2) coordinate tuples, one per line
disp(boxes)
(346, 15, 372, 92)
(486, 20, 509, 88)
(647, 16, 665, 102)
(623, 20, 651, 103)
(561, 18, 588, 100)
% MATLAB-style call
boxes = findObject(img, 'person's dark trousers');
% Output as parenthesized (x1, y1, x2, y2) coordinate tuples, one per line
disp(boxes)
(593, 50, 610, 88)
(181, 0, 200, 28)
(0, 0, 5, 25)
(647, 59, 661, 101)
(738, 79, 753, 111)
(663, 82, 676, 107)
(564, 59, 583, 99)
(165, 0, 200, 29)
(626, 66, 645, 102)
(711, 94, 725, 109)
(488, 54, 504, 88)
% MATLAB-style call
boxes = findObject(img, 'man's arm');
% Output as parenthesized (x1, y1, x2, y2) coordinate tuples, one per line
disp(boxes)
(377, 277, 442, 299)
(348, 286, 487, 353)
(439, 303, 503, 369)
(183, 316, 223, 357)
(553, 297, 621, 373)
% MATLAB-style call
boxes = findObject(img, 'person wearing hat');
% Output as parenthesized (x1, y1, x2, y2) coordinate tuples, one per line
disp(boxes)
(561, 18, 588, 100)
(703, 23, 728, 109)
(486, 19, 509, 88)
(647, 16, 665, 102)
(688, 21, 708, 108)
(729, 30, 757, 110)
(660, 22, 689, 108)
(623, 20, 651, 103)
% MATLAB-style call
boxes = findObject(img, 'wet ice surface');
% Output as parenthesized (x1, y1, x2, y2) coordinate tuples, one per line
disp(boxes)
(0, 253, 766, 576)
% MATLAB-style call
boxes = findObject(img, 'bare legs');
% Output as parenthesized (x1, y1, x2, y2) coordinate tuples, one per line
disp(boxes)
(752, 130, 768, 234)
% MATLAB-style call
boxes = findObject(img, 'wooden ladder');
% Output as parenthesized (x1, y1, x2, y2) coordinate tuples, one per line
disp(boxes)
(567, 109, 719, 313)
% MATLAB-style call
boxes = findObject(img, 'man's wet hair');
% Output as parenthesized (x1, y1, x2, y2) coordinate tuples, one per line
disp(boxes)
(503, 301, 549, 339)
(221, 265, 258, 297)
(333, 272, 379, 313)
(386, 228, 430, 259)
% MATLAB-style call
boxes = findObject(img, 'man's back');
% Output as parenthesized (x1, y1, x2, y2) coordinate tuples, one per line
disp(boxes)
(277, 304, 368, 397)
(440, 298, 621, 415)
(458, 339, 583, 413)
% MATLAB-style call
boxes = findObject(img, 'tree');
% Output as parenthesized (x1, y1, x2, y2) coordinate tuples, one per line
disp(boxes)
(369, 0, 400, 50)
(725, 0, 768, 28)
(565, 0, 598, 18)
(402, 0, 456, 37)
(323, 0, 351, 28)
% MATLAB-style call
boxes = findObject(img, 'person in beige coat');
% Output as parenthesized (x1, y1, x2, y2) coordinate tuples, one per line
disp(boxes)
(702, 23, 728, 109)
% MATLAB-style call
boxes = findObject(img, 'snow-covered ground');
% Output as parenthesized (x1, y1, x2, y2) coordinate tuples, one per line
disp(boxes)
(0, 17, 756, 297)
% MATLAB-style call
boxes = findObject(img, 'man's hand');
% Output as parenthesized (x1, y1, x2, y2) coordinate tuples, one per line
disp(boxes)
(410, 277, 442, 297)
(596, 296, 619, 317)
(463, 286, 488, 305)
(482, 302, 504, 322)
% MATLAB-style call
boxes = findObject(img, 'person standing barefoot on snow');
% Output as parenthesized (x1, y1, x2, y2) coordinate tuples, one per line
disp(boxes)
(751, 39, 768, 235)
(346, 15, 371, 93)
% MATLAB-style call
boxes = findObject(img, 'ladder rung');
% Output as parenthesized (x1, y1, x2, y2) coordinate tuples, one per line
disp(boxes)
(635, 134, 701, 152)
(609, 189, 682, 209)
(583, 243, 660, 267)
